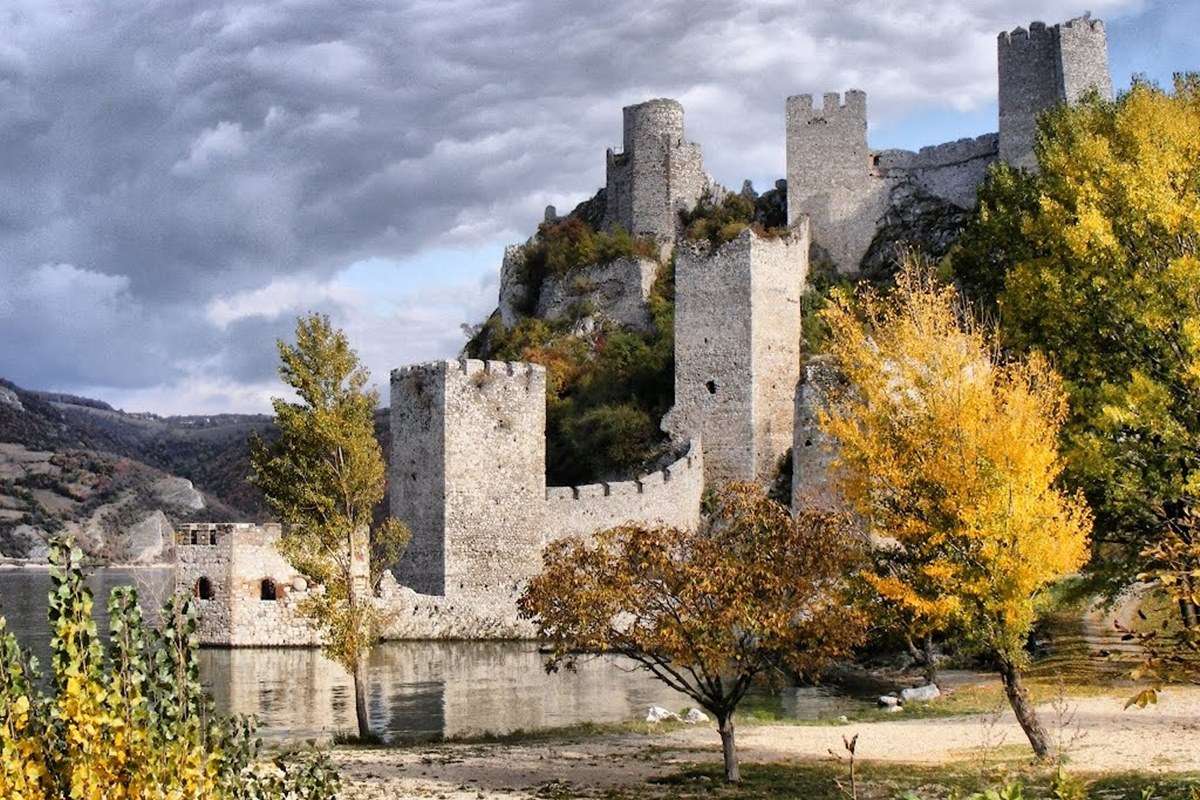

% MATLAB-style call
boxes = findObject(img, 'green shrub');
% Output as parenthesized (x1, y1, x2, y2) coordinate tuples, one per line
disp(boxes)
(679, 187, 791, 247)
(0, 538, 339, 800)
(516, 217, 659, 314)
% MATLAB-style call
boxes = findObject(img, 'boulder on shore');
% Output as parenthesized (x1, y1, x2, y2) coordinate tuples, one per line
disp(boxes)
(900, 683, 941, 703)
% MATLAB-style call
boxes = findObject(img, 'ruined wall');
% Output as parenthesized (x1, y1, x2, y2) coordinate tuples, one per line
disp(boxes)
(791, 357, 844, 513)
(668, 226, 807, 486)
(544, 440, 703, 542)
(604, 99, 708, 241)
(391, 360, 546, 599)
(998, 18, 1112, 170)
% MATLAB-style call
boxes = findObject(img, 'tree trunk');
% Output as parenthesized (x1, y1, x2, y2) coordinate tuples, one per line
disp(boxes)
(353, 655, 371, 740)
(905, 634, 938, 684)
(716, 713, 739, 783)
(921, 633, 938, 684)
(1179, 597, 1197, 630)
(997, 656, 1049, 759)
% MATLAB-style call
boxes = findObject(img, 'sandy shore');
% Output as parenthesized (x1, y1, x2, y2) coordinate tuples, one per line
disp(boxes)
(334, 687, 1200, 799)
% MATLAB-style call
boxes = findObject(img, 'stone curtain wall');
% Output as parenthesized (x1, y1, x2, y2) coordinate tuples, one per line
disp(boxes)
(544, 439, 703, 542)
(668, 227, 807, 486)
(391, 360, 546, 600)
(999, 18, 1111, 170)
(874, 134, 1001, 210)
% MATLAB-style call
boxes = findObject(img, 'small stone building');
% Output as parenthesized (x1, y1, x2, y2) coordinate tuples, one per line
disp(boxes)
(175, 523, 318, 646)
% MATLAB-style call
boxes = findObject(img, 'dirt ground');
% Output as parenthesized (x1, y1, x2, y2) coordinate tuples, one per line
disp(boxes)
(334, 686, 1200, 799)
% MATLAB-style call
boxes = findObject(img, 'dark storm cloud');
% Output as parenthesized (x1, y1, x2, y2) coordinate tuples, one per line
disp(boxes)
(0, 0, 1142, 411)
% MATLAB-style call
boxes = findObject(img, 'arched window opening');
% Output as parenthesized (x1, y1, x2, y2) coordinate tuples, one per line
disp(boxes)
(194, 576, 213, 600)
(260, 578, 278, 601)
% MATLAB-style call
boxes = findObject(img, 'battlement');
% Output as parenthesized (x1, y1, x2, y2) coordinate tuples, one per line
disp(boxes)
(545, 440, 699, 502)
(998, 20, 1054, 46)
(175, 522, 281, 547)
(544, 440, 704, 542)
(391, 358, 544, 385)
(786, 90, 867, 122)
(999, 16, 1104, 46)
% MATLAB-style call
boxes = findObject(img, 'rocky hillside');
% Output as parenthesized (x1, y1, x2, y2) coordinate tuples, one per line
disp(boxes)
(0, 380, 267, 562)
(0, 379, 396, 563)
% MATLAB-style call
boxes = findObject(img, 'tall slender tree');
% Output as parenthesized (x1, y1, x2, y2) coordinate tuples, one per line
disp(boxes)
(250, 313, 409, 740)
(819, 260, 1092, 758)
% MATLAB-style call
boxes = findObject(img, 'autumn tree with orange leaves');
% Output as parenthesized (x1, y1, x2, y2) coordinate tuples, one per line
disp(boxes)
(818, 259, 1091, 759)
(519, 483, 865, 783)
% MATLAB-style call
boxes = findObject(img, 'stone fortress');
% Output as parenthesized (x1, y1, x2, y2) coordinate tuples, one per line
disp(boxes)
(177, 14, 1113, 646)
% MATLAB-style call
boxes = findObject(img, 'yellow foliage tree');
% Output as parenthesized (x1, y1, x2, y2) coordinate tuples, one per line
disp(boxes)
(954, 76, 1200, 607)
(818, 259, 1091, 758)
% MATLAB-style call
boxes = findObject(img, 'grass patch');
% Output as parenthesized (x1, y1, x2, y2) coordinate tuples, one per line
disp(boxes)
(625, 760, 1200, 799)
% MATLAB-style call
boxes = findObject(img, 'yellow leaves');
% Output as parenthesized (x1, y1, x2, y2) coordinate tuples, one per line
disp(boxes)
(820, 257, 1091, 660)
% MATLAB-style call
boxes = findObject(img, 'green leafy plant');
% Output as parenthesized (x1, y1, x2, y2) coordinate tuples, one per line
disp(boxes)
(0, 537, 339, 799)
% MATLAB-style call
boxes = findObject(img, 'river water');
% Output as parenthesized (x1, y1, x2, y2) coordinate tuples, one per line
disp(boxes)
(0, 567, 869, 741)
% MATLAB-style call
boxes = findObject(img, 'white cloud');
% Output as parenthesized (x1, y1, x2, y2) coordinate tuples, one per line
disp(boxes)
(172, 121, 251, 176)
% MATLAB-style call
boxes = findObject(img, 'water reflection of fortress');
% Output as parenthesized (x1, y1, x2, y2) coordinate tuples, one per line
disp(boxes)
(200, 642, 687, 740)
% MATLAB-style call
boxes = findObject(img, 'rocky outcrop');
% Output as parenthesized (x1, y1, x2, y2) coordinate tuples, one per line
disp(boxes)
(536, 257, 660, 333)
(152, 477, 205, 512)
(497, 245, 530, 327)
(0, 386, 23, 412)
(860, 182, 971, 281)
(120, 510, 174, 564)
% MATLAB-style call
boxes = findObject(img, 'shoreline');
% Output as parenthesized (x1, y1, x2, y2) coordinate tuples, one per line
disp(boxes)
(332, 686, 1200, 799)
(0, 560, 175, 571)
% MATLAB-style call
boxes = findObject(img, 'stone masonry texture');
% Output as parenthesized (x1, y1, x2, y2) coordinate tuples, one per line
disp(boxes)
(667, 225, 808, 487)
(603, 99, 709, 242)
(998, 17, 1112, 170)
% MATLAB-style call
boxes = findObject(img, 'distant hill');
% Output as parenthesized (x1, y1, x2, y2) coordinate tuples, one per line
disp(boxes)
(0, 379, 395, 563)
(0, 379, 272, 561)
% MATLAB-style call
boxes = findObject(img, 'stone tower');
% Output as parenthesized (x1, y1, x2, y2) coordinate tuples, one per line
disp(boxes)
(785, 91, 889, 273)
(390, 359, 546, 598)
(603, 98, 708, 241)
(998, 17, 1113, 170)
(666, 224, 809, 486)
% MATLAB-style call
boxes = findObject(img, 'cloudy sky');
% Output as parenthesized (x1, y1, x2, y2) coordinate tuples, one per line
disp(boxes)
(0, 0, 1191, 414)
